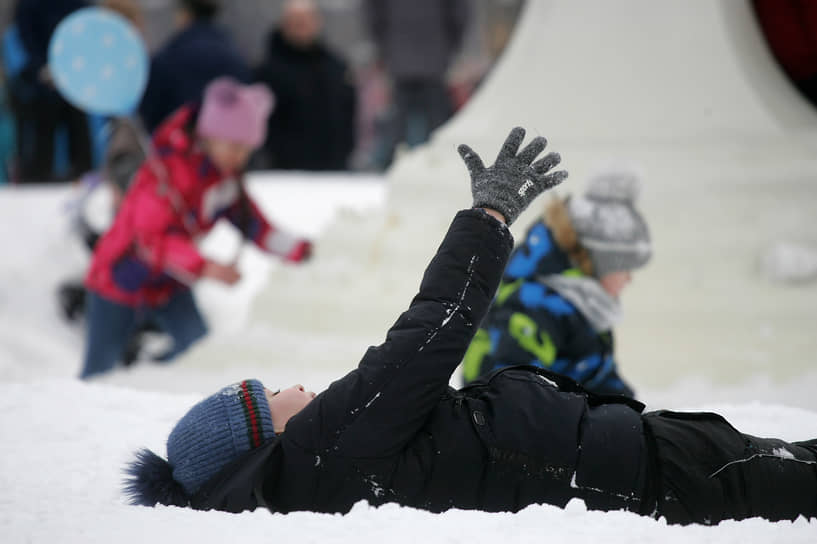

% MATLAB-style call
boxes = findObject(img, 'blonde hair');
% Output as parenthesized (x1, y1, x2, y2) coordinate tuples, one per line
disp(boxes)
(543, 196, 595, 276)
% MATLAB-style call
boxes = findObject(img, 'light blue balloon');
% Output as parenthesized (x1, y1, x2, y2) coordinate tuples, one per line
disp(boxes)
(48, 7, 148, 116)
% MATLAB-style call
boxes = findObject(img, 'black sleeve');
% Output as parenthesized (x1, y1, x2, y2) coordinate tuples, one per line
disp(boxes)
(139, 57, 170, 133)
(287, 209, 513, 457)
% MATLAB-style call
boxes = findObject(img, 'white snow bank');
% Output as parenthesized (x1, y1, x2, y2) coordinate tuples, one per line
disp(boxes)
(759, 241, 817, 284)
(0, 174, 385, 385)
(1, 379, 816, 544)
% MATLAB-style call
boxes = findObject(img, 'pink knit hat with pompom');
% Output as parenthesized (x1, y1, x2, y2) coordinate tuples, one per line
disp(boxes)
(196, 77, 274, 149)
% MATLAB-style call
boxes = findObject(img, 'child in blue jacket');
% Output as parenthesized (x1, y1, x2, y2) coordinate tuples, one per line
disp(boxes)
(462, 167, 651, 397)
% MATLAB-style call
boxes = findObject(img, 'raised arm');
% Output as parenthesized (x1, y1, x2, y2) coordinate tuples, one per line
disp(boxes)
(224, 190, 312, 263)
(286, 128, 568, 457)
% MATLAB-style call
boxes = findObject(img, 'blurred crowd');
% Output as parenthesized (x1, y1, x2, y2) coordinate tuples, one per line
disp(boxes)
(0, 0, 525, 184)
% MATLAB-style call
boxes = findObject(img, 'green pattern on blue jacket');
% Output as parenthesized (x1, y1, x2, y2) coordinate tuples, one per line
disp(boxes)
(462, 218, 635, 398)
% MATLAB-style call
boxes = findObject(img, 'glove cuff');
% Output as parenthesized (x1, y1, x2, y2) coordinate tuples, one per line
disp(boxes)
(473, 197, 518, 227)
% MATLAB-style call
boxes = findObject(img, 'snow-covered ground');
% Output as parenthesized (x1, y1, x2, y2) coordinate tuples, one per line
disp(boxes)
(1, 175, 817, 543)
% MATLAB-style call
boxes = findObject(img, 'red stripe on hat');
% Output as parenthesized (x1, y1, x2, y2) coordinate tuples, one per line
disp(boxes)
(240, 380, 262, 448)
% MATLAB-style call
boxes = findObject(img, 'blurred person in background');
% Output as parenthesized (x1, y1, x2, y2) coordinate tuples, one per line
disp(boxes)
(139, 0, 251, 133)
(56, 114, 149, 330)
(56, 0, 150, 324)
(254, 0, 356, 171)
(365, 0, 470, 168)
(80, 78, 312, 379)
(9, 0, 92, 182)
(64, 0, 150, 250)
(462, 166, 652, 398)
(56, 111, 155, 367)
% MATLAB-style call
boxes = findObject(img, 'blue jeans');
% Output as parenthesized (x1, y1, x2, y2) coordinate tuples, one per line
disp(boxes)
(80, 290, 208, 379)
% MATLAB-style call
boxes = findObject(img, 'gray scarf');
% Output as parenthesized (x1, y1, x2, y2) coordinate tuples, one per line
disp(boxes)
(536, 274, 621, 332)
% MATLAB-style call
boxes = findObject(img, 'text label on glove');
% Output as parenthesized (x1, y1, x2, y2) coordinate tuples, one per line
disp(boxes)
(517, 179, 535, 197)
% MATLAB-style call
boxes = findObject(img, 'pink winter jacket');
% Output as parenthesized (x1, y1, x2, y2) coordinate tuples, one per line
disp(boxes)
(85, 106, 309, 307)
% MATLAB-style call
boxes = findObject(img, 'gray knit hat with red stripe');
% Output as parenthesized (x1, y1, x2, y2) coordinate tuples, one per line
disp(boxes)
(166, 379, 276, 496)
(567, 165, 652, 278)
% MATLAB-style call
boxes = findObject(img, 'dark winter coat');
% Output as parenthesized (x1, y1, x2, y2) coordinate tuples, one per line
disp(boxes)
(139, 22, 251, 132)
(365, 0, 469, 80)
(12, 0, 89, 101)
(642, 410, 817, 525)
(189, 209, 649, 516)
(254, 30, 356, 171)
(462, 218, 635, 397)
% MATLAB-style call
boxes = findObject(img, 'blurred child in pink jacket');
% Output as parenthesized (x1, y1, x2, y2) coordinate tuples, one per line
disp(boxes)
(81, 77, 311, 379)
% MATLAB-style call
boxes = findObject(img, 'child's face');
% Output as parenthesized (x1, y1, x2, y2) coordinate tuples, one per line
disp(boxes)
(265, 385, 316, 433)
(599, 270, 632, 298)
(203, 137, 253, 176)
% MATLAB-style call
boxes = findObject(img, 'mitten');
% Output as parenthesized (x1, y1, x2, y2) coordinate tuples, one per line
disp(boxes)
(287, 240, 312, 263)
(457, 127, 567, 226)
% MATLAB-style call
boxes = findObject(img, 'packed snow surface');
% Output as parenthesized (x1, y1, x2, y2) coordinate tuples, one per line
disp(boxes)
(1, 176, 816, 543)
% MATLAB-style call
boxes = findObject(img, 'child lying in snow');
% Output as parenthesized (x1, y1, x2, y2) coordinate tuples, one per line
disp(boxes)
(125, 127, 817, 525)
(461, 163, 652, 398)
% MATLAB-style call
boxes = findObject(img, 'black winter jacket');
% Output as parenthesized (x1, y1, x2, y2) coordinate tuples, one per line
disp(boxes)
(140, 23, 251, 132)
(191, 209, 648, 515)
(254, 31, 356, 171)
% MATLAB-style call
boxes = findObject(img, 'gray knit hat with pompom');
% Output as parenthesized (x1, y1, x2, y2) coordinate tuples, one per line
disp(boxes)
(567, 165, 652, 278)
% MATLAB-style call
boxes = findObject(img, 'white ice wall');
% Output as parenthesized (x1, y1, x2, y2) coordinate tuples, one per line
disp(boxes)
(250, 1, 817, 390)
(444, 1, 817, 146)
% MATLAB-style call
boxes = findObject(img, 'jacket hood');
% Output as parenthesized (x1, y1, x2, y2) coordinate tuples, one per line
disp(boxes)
(152, 105, 199, 156)
(543, 196, 595, 276)
(189, 437, 280, 513)
(504, 201, 578, 281)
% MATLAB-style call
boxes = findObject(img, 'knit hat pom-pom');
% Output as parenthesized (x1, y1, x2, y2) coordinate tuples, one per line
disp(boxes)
(123, 448, 189, 507)
(584, 163, 644, 203)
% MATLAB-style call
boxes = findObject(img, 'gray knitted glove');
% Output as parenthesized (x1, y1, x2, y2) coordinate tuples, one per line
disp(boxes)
(457, 127, 568, 226)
